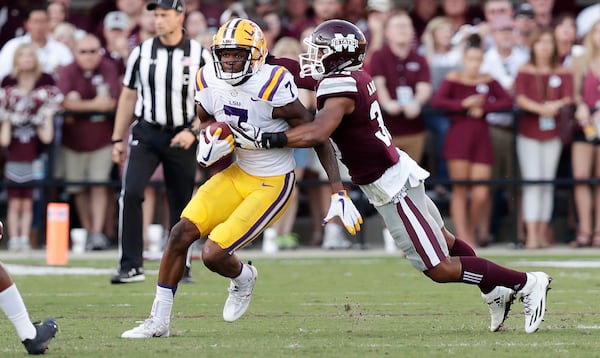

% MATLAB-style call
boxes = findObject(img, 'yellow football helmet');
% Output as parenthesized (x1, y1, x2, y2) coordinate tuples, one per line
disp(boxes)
(212, 18, 268, 85)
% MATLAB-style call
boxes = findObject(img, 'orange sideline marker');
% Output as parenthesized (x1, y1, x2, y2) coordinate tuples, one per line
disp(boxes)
(46, 202, 69, 265)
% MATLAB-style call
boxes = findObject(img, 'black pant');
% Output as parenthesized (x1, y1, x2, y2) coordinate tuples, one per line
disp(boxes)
(118, 120, 197, 271)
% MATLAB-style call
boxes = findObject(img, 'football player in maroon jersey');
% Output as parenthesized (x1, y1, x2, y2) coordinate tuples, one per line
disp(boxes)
(232, 19, 552, 334)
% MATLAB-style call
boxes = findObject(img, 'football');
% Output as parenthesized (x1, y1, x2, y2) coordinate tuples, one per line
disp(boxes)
(205, 122, 233, 141)
(0, 220, 3, 240)
(202, 122, 235, 167)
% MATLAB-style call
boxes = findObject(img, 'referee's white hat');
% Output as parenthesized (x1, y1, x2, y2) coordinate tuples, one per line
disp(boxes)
(147, 0, 184, 13)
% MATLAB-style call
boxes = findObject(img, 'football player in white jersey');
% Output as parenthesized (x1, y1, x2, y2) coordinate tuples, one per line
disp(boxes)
(121, 18, 363, 338)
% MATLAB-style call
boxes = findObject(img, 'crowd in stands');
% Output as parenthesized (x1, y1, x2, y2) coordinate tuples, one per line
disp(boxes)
(1, 0, 600, 252)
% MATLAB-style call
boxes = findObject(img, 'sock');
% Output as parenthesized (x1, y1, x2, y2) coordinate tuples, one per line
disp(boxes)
(151, 284, 176, 324)
(0, 284, 36, 341)
(449, 238, 476, 257)
(459, 257, 527, 294)
(233, 263, 254, 286)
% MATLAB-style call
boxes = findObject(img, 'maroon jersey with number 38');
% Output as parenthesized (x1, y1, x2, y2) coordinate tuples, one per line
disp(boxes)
(316, 70, 399, 185)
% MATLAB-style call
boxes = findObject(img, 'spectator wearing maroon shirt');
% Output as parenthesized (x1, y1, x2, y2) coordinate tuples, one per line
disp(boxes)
(0, 42, 61, 251)
(430, 34, 513, 248)
(569, 20, 600, 248)
(55, 34, 121, 251)
(514, 29, 573, 249)
(370, 11, 432, 165)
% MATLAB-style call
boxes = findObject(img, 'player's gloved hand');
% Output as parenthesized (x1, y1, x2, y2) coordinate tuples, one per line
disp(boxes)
(231, 122, 288, 149)
(230, 122, 265, 149)
(323, 190, 363, 235)
(196, 127, 234, 167)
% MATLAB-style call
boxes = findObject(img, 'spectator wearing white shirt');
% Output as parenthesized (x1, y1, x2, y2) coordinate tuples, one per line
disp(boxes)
(478, 15, 529, 246)
(0, 4, 73, 80)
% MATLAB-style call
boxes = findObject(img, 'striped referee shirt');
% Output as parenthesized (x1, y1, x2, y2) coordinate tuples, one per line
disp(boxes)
(122, 36, 212, 128)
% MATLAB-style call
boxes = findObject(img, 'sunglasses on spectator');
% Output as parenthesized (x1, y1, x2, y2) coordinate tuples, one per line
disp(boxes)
(487, 7, 510, 14)
(78, 48, 101, 54)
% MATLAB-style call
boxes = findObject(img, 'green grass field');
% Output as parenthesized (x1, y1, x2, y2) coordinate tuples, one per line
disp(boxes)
(1, 250, 600, 357)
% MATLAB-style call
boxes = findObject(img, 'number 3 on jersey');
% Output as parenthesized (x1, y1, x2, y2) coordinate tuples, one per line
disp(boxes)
(370, 100, 392, 147)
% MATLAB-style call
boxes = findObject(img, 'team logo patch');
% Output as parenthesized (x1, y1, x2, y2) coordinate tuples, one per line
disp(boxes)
(406, 62, 420, 71)
(332, 33, 358, 52)
(476, 83, 489, 94)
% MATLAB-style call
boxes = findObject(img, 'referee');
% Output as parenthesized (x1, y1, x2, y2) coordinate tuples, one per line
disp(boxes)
(110, 0, 211, 284)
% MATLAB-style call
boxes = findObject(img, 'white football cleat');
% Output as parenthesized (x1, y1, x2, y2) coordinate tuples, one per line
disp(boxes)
(322, 224, 352, 249)
(223, 263, 258, 322)
(482, 286, 516, 332)
(520, 272, 552, 333)
(121, 318, 170, 338)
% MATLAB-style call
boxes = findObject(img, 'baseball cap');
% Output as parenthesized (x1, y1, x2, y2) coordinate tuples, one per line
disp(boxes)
(490, 15, 514, 31)
(104, 11, 129, 30)
(146, 0, 184, 12)
(367, 0, 392, 13)
(515, 3, 535, 19)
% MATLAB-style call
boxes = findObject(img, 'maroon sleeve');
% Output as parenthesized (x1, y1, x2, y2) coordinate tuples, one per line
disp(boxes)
(368, 49, 385, 77)
(266, 55, 317, 90)
(483, 80, 513, 113)
(430, 79, 464, 112)
(55, 65, 73, 95)
(514, 71, 532, 100)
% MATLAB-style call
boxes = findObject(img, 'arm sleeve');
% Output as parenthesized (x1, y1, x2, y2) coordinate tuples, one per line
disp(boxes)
(430, 79, 463, 112)
(514, 71, 528, 98)
(269, 69, 299, 107)
(483, 80, 514, 113)
(55, 66, 72, 95)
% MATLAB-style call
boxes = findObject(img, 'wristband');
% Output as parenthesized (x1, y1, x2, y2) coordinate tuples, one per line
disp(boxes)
(111, 139, 123, 144)
(261, 132, 288, 148)
(186, 124, 200, 136)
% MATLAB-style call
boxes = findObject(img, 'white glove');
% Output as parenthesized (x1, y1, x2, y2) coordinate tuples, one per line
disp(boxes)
(323, 190, 363, 235)
(230, 122, 265, 149)
(196, 127, 234, 167)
